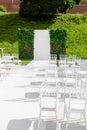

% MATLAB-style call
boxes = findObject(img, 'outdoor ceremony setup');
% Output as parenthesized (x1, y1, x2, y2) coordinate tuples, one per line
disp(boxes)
(0, 30, 87, 130)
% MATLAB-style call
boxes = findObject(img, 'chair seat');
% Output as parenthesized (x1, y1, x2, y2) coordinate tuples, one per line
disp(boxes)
(25, 92, 39, 101)
(41, 102, 57, 110)
(63, 70, 74, 75)
(79, 70, 86, 75)
(65, 98, 86, 110)
(36, 74, 45, 77)
(62, 78, 76, 85)
(45, 78, 59, 83)
(30, 81, 43, 86)
(40, 114, 57, 121)
(41, 97, 58, 109)
(41, 97, 57, 102)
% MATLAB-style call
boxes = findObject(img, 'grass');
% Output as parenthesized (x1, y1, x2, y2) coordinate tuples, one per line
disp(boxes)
(21, 59, 32, 65)
(0, 12, 87, 58)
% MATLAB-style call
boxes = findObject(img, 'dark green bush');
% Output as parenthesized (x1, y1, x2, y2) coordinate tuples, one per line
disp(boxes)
(19, 0, 58, 18)
(17, 28, 34, 59)
(50, 29, 67, 59)
(0, 5, 7, 13)
(75, 0, 82, 4)
(19, 0, 82, 18)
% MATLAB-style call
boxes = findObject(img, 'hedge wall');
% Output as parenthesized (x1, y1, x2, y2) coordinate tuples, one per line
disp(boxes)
(17, 28, 34, 59)
(17, 28, 67, 59)
(50, 29, 67, 59)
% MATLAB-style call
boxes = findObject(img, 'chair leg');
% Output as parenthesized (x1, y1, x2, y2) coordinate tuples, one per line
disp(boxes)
(63, 105, 66, 120)
(65, 122, 69, 130)
(65, 111, 70, 130)
(56, 105, 59, 130)
(84, 112, 87, 130)
(80, 113, 83, 120)
(37, 119, 41, 130)
(56, 120, 59, 130)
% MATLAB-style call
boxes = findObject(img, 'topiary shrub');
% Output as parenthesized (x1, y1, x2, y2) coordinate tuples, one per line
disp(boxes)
(0, 5, 7, 13)
(50, 29, 67, 59)
(17, 28, 34, 60)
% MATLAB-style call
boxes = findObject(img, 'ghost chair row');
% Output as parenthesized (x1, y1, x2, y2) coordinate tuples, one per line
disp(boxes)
(63, 81, 87, 130)
(59, 65, 87, 130)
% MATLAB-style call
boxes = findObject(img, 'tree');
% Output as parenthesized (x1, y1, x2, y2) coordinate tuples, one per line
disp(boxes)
(19, 0, 83, 18)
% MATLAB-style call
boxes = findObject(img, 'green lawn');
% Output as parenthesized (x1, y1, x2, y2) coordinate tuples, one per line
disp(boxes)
(21, 59, 32, 65)
(0, 12, 87, 58)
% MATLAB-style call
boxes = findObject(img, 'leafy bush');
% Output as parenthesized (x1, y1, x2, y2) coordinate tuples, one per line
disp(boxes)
(19, 0, 82, 18)
(75, 0, 82, 4)
(0, 5, 7, 13)
(0, 41, 18, 57)
(66, 23, 87, 59)
(50, 29, 67, 59)
(17, 28, 34, 59)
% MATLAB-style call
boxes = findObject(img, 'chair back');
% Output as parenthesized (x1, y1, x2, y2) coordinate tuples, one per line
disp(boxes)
(45, 65, 58, 87)
(59, 54, 67, 66)
(39, 65, 58, 120)
(50, 54, 57, 65)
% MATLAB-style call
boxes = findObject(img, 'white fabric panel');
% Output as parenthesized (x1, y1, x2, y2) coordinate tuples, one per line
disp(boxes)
(34, 30, 50, 60)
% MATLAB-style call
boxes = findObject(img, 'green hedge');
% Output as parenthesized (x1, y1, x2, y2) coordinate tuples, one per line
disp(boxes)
(17, 28, 34, 59)
(50, 29, 67, 59)
(17, 28, 67, 59)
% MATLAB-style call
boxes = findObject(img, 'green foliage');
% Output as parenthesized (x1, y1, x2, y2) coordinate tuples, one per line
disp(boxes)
(57, 0, 75, 13)
(17, 28, 34, 59)
(66, 23, 87, 59)
(21, 59, 32, 65)
(75, 0, 82, 4)
(19, 0, 58, 18)
(0, 42, 18, 56)
(0, 5, 7, 13)
(0, 13, 87, 59)
(19, 0, 82, 18)
(50, 29, 67, 58)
